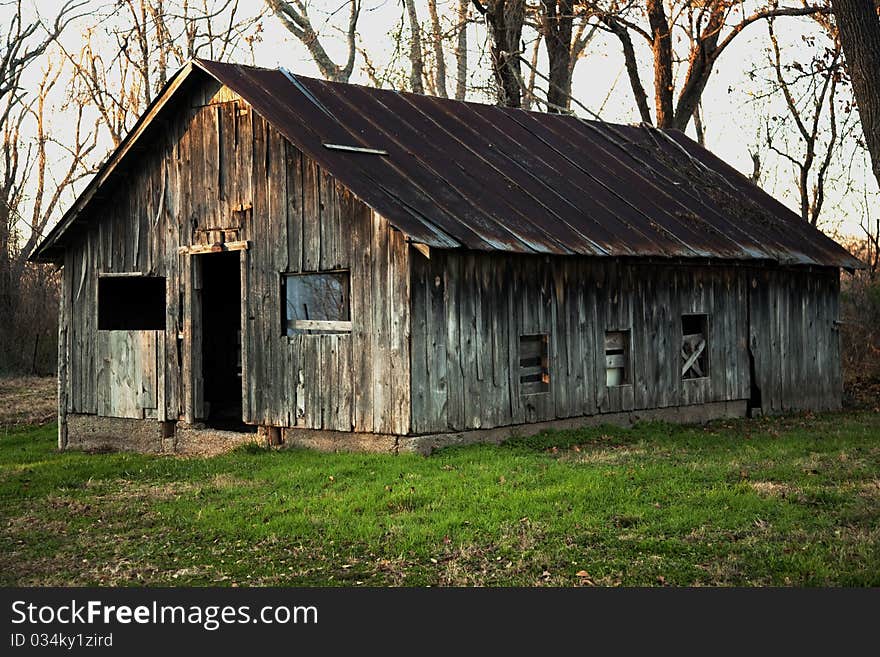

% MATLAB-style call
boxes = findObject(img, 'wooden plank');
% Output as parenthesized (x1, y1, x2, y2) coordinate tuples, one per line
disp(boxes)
(369, 210, 389, 432)
(409, 254, 430, 433)
(202, 103, 221, 230)
(445, 253, 465, 430)
(604, 331, 626, 350)
(178, 240, 250, 254)
(289, 334, 305, 425)
(319, 171, 341, 270)
(57, 259, 70, 447)
(461, 253, 481, 428)
(550, 264, 567, 419)
(233, 101, 253, 244)
(289, 319, 352, 332)
(302, 158, 321, 271)
(351, 201, 373, 432)
(490, 258, 510, 427)
(218, 102, 236, 227)
(507, 258, 523, 424)
(388, 221, 411, 435)
(304, 336, 322, 428)
(140, 331, 158, 409)
(248, 113, 269, 423)
(427, 252, 449, 431)
(286, 143, 304, 273)
(321, 334, 338, 429)
(337, 335, 353, 431)
(156, 329, 167, 421)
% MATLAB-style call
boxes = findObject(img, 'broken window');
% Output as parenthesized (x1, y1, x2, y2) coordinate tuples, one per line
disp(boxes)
(283, 271, 351, 335)
(519, 334, 550, 394)
(98, 275, 165, 330)
(605, 330, 630, 386)
(681, 314, 709, 379)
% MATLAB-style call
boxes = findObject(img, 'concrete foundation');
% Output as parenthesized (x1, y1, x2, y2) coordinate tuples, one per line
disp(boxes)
(64, 399, 748, 456)
(65, 415, 261, 456)
(399, 399, 748, 455)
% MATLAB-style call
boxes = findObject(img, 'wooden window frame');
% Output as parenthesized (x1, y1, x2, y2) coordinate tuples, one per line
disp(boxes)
(282, 270, 352, 335)
(681, 313, 709, 380)
(519, 333, 550, 395)
(604, 329, 631, 387)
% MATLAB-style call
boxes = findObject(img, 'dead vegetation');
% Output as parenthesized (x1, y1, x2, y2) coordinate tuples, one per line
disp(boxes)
(0, 376, 56, 428)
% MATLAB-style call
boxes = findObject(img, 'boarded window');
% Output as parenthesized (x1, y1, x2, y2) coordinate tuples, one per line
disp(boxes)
(98, 275, 165, 330)
(283, 271, 351, 335)
(681, 314, 709, 379)
(519, 334, 549, 394)
(605, 330, 630, 386)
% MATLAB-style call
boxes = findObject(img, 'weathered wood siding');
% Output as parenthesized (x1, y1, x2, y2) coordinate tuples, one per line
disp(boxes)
(244, 138, 411, 432)
(748, 266, 841, 414)
(410, 253, 840, 433)
(62, 78, 410, 433)
(96, 330, 163, 419)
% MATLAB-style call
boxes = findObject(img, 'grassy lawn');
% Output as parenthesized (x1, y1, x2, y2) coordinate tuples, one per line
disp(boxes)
(1, 413, 878, 586)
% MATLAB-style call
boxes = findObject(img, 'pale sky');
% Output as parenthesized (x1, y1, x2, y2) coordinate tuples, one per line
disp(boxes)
(7, 0, 878, 241)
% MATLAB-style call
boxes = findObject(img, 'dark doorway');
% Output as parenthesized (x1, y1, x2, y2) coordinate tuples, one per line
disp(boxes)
(199, 252, 244, 429)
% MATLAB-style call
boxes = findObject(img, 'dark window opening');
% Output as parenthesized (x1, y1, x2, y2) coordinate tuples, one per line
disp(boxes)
(519, 334, 549, 395)
(681, 314, 709, 379)
(283, 271, 351, 335)
(605, 330, 630, 386)
(98, 276, 165, 330)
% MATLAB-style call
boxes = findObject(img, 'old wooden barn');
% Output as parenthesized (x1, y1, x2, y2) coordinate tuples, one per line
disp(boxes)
(31, 60, 862, 454)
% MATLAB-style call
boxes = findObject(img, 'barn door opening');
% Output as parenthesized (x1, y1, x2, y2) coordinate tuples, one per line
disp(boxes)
(198, 251, 244, 429)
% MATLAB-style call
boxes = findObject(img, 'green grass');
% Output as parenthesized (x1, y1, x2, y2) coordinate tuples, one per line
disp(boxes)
(1, 412, 878, 586)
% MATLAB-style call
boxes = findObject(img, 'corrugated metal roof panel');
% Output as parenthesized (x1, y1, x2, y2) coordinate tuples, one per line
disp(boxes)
(31, 59, 863, 269)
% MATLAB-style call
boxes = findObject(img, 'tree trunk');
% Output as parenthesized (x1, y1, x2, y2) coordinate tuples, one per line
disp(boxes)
(455, 0, 469, 99)
(832, 0, 880, 187)
(646, 0, 674, 128)
(405, 0, 425, 93)
(427, 0, 448, 97)
(475, 0, 526, 107)
(541, 0, 574, 112)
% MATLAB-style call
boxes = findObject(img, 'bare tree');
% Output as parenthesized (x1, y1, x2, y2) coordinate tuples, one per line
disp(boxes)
(1, 73, 93, 373)
(266, 0, 360, 82)
(354, 1, 472, 100)
(0, 0, 87, 103)
(60, 0, 261, 149)
(595, 0, 832, 131)
(0, 2, 90, 373)
(762, 21, 846, 226)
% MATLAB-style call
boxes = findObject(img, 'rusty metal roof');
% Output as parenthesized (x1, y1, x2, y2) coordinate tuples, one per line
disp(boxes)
(32, 59, 862, 268)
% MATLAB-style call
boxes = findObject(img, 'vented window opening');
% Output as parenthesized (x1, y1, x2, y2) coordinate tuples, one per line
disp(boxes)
(283, 271, 351, 335)
(98, 276, 166, 330)
(519, 334, 550, 395)
(681, 314, 709, 379)
(605, 330, 630, 386)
